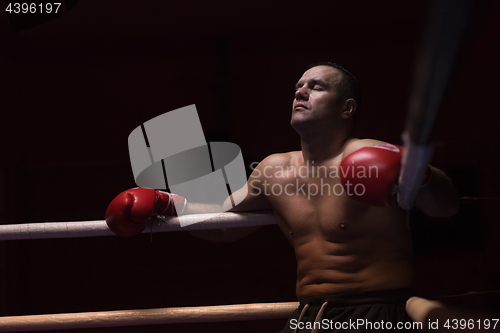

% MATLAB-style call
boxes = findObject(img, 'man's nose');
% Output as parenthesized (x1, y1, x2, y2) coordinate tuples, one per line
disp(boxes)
(295, 86, 308, 100)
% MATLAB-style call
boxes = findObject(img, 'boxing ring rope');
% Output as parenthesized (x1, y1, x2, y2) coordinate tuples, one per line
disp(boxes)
(0, 212, 277, 241)
(1, 194, 497, 242)
(1, 194, 498, 241)
(0, 302, 299, 332)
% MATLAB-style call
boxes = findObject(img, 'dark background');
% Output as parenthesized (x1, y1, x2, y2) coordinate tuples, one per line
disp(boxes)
(0, 0, 499, 332)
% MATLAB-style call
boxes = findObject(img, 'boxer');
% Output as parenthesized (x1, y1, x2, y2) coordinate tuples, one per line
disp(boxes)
(106, 63, 459, 332)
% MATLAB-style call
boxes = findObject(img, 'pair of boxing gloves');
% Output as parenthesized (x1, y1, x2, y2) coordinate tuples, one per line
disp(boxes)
(106, 144, 431, 237)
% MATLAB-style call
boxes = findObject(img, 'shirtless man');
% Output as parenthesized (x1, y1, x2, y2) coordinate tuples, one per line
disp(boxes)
(106, 63, 459, 332)
(218, 63, 458, 331)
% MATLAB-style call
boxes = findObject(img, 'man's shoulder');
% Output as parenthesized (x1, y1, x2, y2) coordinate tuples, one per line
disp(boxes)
(259, 151, 300, 167)
(249, 152, 299, 180)
(342, 138, 392, 158)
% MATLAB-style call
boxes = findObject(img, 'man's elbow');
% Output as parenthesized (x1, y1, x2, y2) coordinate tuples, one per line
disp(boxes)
(422, 196, 460, 218)
(433, 201, 459, 218)
(445, 197, 460, 217)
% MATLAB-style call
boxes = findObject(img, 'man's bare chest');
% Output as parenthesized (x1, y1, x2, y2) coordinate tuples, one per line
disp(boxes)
(263, 172, 367, 239)
(261, 167, 407, 245)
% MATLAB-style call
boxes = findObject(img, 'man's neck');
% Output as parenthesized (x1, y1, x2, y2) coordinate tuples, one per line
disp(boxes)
(300, 131, 351, 164)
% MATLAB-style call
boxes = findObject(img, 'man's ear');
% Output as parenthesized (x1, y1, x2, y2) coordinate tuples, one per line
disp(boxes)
(341, 98, 357, 119)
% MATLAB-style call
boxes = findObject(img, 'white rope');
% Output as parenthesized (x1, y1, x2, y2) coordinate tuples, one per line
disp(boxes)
(0, 301, 299, 332)
(0, 212, 277, 241)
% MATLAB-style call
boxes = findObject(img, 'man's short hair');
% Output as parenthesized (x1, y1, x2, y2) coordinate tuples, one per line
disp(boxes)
(307, 62, 362, 122)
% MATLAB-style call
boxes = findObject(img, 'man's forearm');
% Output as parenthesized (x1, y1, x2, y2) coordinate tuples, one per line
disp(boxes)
(414, 166, 460, 217)
(185, 195, 264, 242)
(182, 202, 222, 215)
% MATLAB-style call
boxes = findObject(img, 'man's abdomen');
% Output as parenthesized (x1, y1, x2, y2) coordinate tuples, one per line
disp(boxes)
(293, 232, 414, 298)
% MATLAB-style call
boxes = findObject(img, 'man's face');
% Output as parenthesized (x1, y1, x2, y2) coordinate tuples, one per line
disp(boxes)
(291, 65, 344, 128)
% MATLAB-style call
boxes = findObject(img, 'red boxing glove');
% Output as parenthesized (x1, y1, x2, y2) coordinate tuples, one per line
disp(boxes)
(340, 144, 403, 206)
(105, 187, 187, 237)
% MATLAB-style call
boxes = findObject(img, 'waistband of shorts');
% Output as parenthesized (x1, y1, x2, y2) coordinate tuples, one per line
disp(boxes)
(298, 288, 416, 307)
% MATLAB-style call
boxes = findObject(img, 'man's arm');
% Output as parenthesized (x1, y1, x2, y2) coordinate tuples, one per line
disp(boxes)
(187, 154, 278, 242)
(343, 138, 459, 217)
(414, 166, 459, 218)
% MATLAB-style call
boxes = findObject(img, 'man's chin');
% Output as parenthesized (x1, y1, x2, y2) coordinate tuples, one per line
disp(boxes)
(290, 113, 305, 125)
(290, 117, 311, 133)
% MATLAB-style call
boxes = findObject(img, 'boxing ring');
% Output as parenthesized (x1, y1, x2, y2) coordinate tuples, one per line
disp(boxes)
(1, 205, 498, 332)
(0, 212, 300, 332)
(0, 0, 495, 331)
(0, 202, 496, 331)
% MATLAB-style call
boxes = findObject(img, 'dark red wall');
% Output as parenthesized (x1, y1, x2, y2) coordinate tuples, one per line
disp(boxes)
(0, 1, 499, 332)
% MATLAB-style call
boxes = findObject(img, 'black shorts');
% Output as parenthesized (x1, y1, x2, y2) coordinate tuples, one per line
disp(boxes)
(280, 288, 418, 332)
